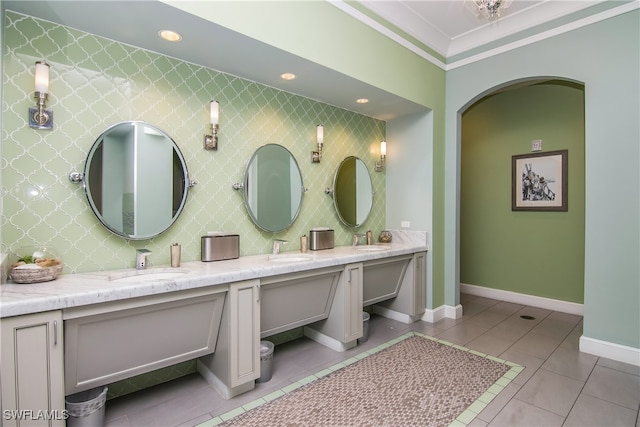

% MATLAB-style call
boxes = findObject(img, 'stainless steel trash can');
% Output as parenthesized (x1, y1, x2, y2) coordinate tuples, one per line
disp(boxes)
(359, 312, 371, 343)
(257, 340, 274, 383)
(65, 386, 108, 427)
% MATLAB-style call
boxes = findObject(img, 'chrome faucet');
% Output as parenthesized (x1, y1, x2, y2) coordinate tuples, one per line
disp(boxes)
(136, 249, 152, 270)
(352, 234, 367, 246)
(272, 239, 288, 255)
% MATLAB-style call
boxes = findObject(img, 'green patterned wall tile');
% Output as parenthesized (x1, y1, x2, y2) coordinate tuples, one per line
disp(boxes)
(2, 11, 385, 273)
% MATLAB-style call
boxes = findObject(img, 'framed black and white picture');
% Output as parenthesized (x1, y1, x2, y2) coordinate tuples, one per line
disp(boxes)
(512, 150, 568, 211)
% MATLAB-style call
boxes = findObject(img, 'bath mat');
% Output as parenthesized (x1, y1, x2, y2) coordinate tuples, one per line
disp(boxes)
(208, 333, 522, 427)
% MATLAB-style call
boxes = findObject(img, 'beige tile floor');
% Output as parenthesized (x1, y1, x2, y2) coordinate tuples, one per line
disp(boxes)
(104, 294, 640, 426)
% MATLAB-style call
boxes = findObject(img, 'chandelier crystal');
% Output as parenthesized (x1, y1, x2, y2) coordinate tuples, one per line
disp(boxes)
(473, 0, 513, 19)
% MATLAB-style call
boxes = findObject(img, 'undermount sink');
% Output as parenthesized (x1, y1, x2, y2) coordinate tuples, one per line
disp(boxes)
(107, 268, 190, 282)
(267, 254, 315, 263)
(355, 245, 391, 251)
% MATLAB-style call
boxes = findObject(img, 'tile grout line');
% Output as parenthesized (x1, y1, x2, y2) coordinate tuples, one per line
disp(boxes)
(471, 301, 592, 425)
(559, 355, 600, 425)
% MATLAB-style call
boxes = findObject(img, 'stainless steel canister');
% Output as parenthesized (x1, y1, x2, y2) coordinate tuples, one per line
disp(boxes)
(201, 234, 240, 262)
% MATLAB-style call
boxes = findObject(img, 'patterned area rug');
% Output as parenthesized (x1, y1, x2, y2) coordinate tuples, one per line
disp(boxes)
(215, 333, 522, 427)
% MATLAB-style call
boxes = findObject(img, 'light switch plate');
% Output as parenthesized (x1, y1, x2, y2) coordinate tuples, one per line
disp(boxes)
(531, 139, 543, 151)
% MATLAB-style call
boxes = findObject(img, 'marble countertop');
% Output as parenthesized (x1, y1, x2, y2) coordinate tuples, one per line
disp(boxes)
(1, 231, 427, 318)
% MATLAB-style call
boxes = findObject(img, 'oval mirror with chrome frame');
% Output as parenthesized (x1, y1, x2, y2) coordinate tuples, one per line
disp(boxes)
(70, 121, 194, 240)
(329, 156, 373, 227)
(235, 144, 305, 233)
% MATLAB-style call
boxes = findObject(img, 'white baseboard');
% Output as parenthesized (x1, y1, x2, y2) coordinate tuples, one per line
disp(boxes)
(580, 336, 640, 367)
(421, 304, 462, 322)
(460, 283, 583, 316)
(446, 304, 463, 319)
(421, 306, 444, 323)
(460, 284, 637, 366)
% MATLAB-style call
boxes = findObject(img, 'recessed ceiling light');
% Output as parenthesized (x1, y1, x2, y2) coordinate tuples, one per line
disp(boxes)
(280, 73, 297, 80)
(159, 30, 182, 42)
(356, 98, 369, 104)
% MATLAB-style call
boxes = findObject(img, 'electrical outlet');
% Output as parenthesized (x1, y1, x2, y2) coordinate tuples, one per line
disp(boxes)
(401, 221, 410, 228)
(531, 139, 543, 151)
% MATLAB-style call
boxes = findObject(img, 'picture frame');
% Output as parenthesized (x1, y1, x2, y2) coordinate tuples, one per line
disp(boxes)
(512, 149, 568, 211)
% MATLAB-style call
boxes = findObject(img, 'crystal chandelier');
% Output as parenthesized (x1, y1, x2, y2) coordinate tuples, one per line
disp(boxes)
(473, 0, 513, 19)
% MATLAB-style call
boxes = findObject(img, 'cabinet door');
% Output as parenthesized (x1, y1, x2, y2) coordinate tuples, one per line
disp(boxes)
(1, 311, 65, 427)
(344, 263, 363, 342)
(229, 280, 260, 387)
(413, 252, 427, 316)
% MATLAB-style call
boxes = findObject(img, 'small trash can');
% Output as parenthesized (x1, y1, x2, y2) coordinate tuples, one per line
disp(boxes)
(65, 386, 108, 427)
(359, 312, 371, 343)
(257, 340, 274, 383)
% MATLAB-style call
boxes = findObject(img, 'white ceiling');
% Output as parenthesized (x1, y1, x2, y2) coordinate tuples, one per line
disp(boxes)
(2, 1, 635, 120)
(354, 0, 608, 59)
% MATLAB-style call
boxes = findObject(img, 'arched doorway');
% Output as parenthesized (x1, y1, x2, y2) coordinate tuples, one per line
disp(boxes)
(458, 79, 585, 309)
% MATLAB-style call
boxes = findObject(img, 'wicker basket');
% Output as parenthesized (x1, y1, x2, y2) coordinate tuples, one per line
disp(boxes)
(10, 263, 64, 284)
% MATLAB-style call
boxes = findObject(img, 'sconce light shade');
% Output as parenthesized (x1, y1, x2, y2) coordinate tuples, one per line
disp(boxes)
(375, 140, 386, 172)
(204, 100, 220, 150)
(210, 100, 219, 126)
(312, 124, 324, 163)
(29, 61, 53, 130)
(34, 62, 50, 93)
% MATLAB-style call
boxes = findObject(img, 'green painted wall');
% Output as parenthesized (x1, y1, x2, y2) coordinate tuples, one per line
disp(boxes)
(460, 83, 585, 303)
(446, 10, 639, 349)
(386, 111, 437, 307)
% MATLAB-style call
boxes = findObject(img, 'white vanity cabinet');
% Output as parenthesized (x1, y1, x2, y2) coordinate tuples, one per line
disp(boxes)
(343, 262, 364, 342)
(0, 243, 428, 406)
(64, 286, 226, 395)
(198, 279, 260, 399)
(413, 252, 427, 316)
(259, 267, 342, 337)
(362, 254, 413, 306)
(374, 252, 427, 321)
(305, 263, 363, 351)
(1, 311, 65, 427)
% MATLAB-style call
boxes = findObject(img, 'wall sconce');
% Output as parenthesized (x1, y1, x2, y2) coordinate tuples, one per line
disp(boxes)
(311, 124, 323, 163)
(204, 100, 219, 150)
(375, 140, 386, 172)
(29, 61, 53, 130)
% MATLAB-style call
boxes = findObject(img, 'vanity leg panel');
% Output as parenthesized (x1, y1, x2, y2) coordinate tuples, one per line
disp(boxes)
(305, 263, 362, 351)
(1, 311, 65, 427)
(197, 280, 260, 399)
(374, 252, 427, 322)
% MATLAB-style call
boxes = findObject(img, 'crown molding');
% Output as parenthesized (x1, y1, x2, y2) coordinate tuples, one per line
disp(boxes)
(447, 1, 640, 70)
(333, 0, 639, 71)
(328, 1, 447, 70)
